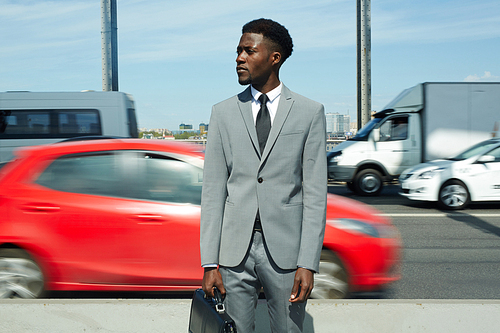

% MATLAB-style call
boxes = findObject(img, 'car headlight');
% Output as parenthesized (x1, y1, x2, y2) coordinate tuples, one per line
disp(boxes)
(328, 219, 399, 239)
(399, 172, 413, 181)
(417, 167, 445, 179)
(327, 218, 380, 237)
(328, 151, 343, 164)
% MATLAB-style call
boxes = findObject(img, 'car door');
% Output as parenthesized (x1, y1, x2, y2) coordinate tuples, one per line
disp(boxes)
(472, 146, 500, 200)
(23, 151, 149, 285)
(7, 148, 204, 288)
(121, 151, 204, 286)
(374, 115, 413, 175)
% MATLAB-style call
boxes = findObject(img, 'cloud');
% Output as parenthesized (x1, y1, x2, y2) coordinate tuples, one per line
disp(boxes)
(372, 0, 500, 45)
(114, 0, 500, 64)
(2, 0, 499, 67)
(117, 0, 355, 63)
(0, 1, 99, 70)
(464, 71, 500, 82)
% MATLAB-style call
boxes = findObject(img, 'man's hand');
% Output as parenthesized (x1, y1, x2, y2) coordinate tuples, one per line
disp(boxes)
(202, 267, 226, 298)
(289, 267, 314, 303)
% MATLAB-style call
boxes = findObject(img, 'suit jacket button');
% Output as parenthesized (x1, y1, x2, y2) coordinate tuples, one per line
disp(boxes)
(258, 177, 263, 183)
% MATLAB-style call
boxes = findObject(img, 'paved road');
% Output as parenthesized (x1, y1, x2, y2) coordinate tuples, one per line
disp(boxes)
(329, 183, 500, 299)
(51, 183, 500, 300)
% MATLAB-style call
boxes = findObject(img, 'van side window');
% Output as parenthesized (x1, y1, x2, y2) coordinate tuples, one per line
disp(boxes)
(0, 109, 101, 139)
(379, 117, 408, 141)
(127, 108, 139, 138)
(59, 111, 101, 135)
(3, 111, 50, 135)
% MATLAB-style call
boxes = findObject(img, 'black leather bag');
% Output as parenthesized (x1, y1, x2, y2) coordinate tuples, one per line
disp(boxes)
(188, 288, 237, 333)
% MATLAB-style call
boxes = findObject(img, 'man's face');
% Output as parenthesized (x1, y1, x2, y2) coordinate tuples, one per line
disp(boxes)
(236, 33, 274, 87)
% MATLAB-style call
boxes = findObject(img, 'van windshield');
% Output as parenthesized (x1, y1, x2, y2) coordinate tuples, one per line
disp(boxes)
(350, 117, 383, 141)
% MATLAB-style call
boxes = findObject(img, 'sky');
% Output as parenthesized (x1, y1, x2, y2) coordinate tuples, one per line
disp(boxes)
(1, 0, 499, 130)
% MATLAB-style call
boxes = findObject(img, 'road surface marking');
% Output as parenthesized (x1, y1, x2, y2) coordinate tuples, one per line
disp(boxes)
(378, 213, 500, 217)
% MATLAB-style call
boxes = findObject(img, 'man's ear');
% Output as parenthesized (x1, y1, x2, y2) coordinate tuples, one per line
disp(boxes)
(271, 51, 282, 66)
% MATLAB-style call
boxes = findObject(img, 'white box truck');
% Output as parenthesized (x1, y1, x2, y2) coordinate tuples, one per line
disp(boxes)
(328, 82, 500, 195)
(0, 91, 138, 163)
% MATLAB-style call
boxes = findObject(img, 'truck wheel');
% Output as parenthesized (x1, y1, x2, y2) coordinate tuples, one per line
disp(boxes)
(354, 169, 383, 196)
(0, 249, 45, 299)
(310, 250, 349, 299)
(438, 180, 470, 210)
(346, 182, 356, 192)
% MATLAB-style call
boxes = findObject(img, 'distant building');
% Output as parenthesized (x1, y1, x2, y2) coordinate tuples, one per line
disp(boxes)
(325, 113, 351, 136)
(350, 122, 358, 136)
(171, 129, 201, 135)
(179, 123, 193, 130)
(199, 123, 209, 134)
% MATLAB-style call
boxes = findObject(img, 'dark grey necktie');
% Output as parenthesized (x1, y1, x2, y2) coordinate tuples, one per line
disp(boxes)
(256, 94, 271, 154)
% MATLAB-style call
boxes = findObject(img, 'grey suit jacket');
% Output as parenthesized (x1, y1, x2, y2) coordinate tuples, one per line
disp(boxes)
(200, 85, 327, 272)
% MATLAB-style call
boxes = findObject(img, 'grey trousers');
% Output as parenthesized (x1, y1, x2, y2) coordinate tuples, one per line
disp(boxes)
(219, 230, 306, 333)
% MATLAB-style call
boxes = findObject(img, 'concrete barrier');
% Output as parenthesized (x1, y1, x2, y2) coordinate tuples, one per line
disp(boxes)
(1, 299, 499, 332)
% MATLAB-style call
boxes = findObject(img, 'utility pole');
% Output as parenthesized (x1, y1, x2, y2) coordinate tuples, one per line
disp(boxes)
(101, 0, 118, 91)
(357, 0, 371, 129)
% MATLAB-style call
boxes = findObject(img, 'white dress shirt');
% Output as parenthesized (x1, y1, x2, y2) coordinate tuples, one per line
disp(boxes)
(250, 83, 282, 126)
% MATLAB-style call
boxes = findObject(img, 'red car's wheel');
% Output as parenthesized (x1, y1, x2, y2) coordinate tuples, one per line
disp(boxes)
(310, 250, 349, 299)
(0, 249, 45, 299)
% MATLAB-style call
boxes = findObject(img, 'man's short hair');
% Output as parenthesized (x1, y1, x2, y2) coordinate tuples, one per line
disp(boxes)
(242, 18, 293, 63)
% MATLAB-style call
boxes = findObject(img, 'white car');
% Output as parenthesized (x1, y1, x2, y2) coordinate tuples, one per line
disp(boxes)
(399, 138, 500, 209)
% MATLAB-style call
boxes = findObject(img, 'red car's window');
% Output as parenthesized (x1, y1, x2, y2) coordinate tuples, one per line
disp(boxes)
(135, 153, 203, 205)
(34, 151, 203, 205)
(35, 152, 122, 197)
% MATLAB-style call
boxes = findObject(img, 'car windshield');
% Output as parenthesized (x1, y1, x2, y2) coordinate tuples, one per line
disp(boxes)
(449, 140, 500, 161)
(350, 117, 383, 141)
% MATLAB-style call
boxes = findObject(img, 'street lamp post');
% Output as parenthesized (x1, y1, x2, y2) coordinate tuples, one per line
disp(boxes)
(357, 0, 371, 129)
(101, 0, 118, 91)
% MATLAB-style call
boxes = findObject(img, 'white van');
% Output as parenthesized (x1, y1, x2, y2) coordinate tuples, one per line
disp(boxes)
(328, 82, 500, 196)
(0, 91, 138, 163)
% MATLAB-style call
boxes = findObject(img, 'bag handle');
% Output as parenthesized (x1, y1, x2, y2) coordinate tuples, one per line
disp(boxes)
(213, 287, 226, 314)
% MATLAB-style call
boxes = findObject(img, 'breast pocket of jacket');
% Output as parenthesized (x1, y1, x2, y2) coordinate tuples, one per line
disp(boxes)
(280, 130, 304, 137)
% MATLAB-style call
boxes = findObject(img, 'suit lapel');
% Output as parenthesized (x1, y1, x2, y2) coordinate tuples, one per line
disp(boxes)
(237, 85, 295, 162)
(260, 85, 294, 163)
(237, 87, 260, 155)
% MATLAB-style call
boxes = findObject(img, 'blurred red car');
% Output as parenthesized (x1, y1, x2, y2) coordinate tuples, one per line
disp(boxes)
(0, 139, 400, 299)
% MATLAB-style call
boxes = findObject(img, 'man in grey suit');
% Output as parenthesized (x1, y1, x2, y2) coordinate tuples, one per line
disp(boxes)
(201, 18, 327, 333)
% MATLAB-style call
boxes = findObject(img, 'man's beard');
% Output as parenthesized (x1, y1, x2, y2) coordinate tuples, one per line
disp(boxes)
(238, 75, 252, 86)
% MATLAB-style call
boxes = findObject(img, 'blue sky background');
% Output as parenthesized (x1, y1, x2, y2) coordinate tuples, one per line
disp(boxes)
(1, 0, 499, 130)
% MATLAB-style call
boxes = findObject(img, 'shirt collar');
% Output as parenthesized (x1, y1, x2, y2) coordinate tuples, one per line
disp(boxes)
(251, 83, 282, 103)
